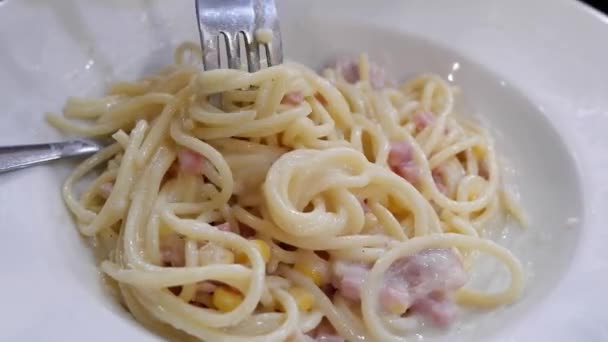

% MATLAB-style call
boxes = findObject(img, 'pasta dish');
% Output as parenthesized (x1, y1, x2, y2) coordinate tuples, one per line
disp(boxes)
(49, 43, 526, 341)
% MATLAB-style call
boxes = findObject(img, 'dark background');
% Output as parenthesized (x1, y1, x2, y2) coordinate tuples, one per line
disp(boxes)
(582, 0, 608, 14)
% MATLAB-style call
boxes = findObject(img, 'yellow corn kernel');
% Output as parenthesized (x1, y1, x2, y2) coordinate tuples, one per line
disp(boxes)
(472, 145, 486, 159)
(467, 192, 478, 201)
(288, 286, 315, 311)
(386, 300, 409, 315)
(293, 262, 325, 286)
(235, 239, 271, 264)
(158, 223, 173, 238)
(199, 243, 235, 265)
(212, 287, 243, 312)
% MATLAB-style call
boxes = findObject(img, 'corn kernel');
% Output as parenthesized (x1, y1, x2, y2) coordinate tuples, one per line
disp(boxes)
(235, 239, 271, 264)
(293, 262, 325, 286)
(467, 192, 478, 201)
(288, 286, 315, 311)
(472, 145, 486, 159)
(158, 223, 173, 238)
(386, 301, 409, 315)
(212, 287, 243, 312)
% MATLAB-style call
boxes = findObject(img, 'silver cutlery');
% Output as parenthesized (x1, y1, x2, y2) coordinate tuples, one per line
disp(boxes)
(0, 0, 283, 174)
(0, 139, 104, 173)
(196, 0, 282, 71)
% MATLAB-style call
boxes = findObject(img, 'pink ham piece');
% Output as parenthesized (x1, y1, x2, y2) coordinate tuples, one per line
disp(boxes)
(333, 58, 360, 84)
(99, 182, 114, 199)
(239, 223, 257, 238)
(177, 148, 205, 175)
(388, 141, 420, 184)
(281, 91, 304, 105)
(332, 261, 370, 301)
(215, 222, 233, 232)
(160, 233, 186, 267)
(412, 111, 435, 131)
(410, 291, 458, 327)
(432, 168, 448, 195)
(332, 249, 467, 327)
(381, 248, 468, 326)
(161, 224, 234, 267)
(331, 57, 387, 89)
(196, 281, 218, 294)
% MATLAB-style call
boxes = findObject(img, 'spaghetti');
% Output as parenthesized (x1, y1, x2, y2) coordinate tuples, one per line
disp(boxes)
(49, 43, 526, 341)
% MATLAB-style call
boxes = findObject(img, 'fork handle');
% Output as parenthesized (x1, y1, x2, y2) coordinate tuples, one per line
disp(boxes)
(0, 139, 102, 174)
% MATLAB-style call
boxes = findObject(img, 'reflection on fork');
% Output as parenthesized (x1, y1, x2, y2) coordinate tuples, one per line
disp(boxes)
(195, 0, 283, 71)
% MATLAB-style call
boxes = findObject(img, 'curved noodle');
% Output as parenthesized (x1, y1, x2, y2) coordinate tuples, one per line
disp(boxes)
(51, 43, 527, 341)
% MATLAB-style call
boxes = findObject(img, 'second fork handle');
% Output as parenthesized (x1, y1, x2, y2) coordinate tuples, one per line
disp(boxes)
(0, 139, 102, 174)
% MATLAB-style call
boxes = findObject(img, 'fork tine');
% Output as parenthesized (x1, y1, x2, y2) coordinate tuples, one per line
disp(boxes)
(200, 33, 220, 70)
(242, 31, 260, 72)
(254, 0, 283, 66)
(195, 0, 282, 71)
(266, 31, 282, 66)
(195, 0, 221, 70)
(223, 32, 242, 70)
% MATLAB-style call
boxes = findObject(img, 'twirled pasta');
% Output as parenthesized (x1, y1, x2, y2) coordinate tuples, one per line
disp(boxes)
(49, 43, 526, 341)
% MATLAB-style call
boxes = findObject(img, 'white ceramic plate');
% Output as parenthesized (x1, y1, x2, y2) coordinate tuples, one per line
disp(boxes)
(1, 0, 607, 341)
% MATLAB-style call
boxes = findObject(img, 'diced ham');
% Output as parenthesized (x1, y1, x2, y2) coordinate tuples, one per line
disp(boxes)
(383, 248, 467, 326)
(161, 223, 233, 267)
(320, 283, 337, 297)
(332, 249, 467, 327)
(379, 283, 411, 313)
(412, 111, 435, 131)
(191, 282, 216, 307)
(281, 91, 304, 105)
(339, 274, 365, 301)
(333, 58, 360, 84)
(215, 222, 232, 232)
(160, 233, 185, 267)
(331, 57, 387, 89)
(432, 168, 448, 195)
(99, 182, 114, 199)
(177, 148, 205, 175)
(386, 249, 467, 296)
(368, 63, 387, 90)
(239, 223, 257, 238)
(196, 281, 218, 293)
(388, 141, 420, 184)
(331, 261, 370, 301)
(216, 221, 256, 238)
(410, 291, 458, 327)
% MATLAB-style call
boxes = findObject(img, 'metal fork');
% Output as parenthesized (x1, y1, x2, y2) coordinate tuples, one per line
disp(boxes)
(195, 0, 283, 71)
(0, 0, 284, 174)
(1, 2, 283, 174)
